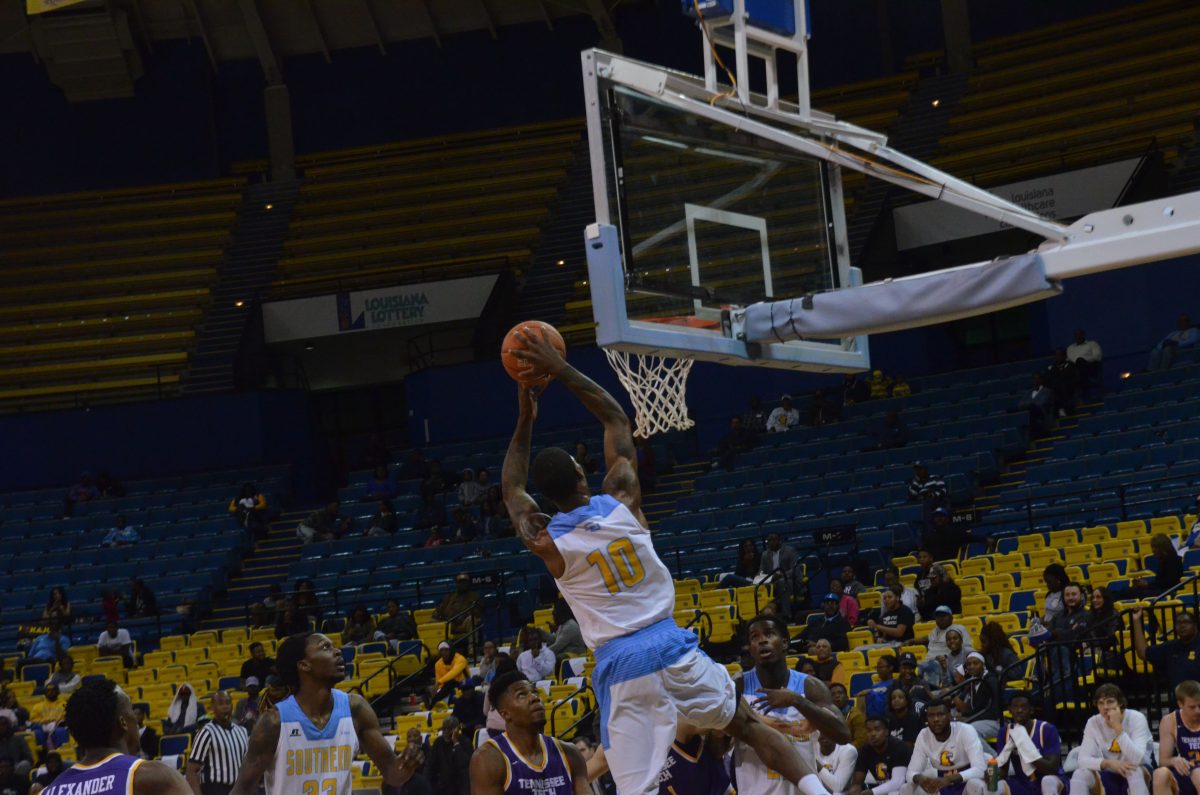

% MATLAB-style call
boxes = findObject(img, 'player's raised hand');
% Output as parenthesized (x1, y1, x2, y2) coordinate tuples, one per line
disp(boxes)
(513, 326, 567, 379)
(517, 382, 540, 421)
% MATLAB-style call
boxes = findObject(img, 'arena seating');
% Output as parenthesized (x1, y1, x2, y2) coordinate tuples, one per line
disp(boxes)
(930, 0, 1200, 186)
(270, 119, 583, 298)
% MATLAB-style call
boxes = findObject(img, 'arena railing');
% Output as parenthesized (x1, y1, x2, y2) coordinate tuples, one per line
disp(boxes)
(549, 679, 597, 740)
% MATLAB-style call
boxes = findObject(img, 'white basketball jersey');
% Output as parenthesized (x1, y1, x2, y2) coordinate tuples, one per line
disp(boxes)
(736, 668, 814, 795)
(266, 690, 360, 795)
(547, 494, 675, 649)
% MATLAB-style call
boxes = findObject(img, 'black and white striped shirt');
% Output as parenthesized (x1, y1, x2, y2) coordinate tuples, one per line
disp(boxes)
(190, 719, 250, 785)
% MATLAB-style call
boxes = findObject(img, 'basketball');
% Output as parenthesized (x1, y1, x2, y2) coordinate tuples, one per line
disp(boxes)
(502, 320, 566, 384)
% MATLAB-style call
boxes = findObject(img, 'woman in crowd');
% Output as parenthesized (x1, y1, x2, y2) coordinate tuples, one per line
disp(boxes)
(1038, 563, 1069, 624)
(977, 620, 1019, 678)
(343, 605, 376, 646)
(720, 539, 762, 587)
(886, 686, 923, 749)
(41, 588, 71, 626)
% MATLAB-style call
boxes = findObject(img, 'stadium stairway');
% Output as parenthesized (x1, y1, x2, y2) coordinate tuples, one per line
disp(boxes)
(513, 135, 596, 328)
(182, 180, 301, 394)
(200, 508, 307, 629)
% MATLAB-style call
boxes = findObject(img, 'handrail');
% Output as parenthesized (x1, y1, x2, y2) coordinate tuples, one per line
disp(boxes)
(549, 679, 596, 738)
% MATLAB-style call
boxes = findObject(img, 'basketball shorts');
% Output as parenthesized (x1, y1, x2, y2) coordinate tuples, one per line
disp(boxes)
(1004, 776, 1043, 795)
(1169, 769, 1199, 795)
(594, 617, 738, 795)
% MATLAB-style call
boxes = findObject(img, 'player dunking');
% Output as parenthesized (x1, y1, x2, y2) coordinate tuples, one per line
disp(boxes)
(470, 670, 590, 795)
(39, 678, 192, 795)
(230, 632, 423, 795)
(501, 329, 847, 795)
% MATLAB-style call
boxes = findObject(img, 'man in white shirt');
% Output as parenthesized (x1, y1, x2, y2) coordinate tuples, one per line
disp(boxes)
(905, 700, 987, 795)
(816, 732, 858, 795)
(917, 607, 971, 685)
(1066, 329, 1102, 399)
(515, 627, 556, 682)
(1042, 684, 1151, 795)
(767, 395, 800, 433)
(97, 621, 134, 667)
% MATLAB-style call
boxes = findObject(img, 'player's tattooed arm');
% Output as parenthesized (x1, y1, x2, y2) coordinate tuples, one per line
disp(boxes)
(560, 740, 593, 795)
(469, 744, 508, 795)
(351, 693, 422, 786)
(229, 708, 280, 795)
(502, 384, 566, 576)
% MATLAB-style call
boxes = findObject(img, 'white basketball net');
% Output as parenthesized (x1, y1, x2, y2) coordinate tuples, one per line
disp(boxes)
(604, 349, 695, 438)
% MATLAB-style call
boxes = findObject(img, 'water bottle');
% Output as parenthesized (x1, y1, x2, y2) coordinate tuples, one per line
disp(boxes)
(986, 757, 999, 793)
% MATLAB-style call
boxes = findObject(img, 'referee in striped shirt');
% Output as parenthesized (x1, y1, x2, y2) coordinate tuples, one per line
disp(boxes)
(186, 691, 249, 795)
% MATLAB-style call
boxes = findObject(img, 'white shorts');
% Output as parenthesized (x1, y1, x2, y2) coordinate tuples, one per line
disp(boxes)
(594, 618, 737, 795)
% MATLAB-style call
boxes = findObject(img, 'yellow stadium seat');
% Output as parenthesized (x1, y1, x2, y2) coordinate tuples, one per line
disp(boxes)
(1017, 534, 1046, 551)
(1080, 526, 1113, 545)
(837, 651, 868, 671)
(984, 573, 1016, 594)
(1027, 548, 1062, 569)
(249, 628, 276, 644)
(208, 643, 242, 661)
(960, 617, 983, 644)
(961, 595, 994, 616)
(1088, 563, 1119, 587)
(912, 621, 936, 640)
(857, 590, 882, 611)
(893, 555, 917, 568)
(158, 664, 188, 684)
(1152, 516, 1183, 536)
(673, 609, 701, 629)
(725, 662, 743, 678)
(674, 594, 698, 610)
(706, 607, 737, 644)
(6, 682, 35, 702)
(220, 628, 250, 645)
(159, 636, 188, 652)
(1049, 529, 1079, 547)
(1063, 545, 1098, 564)
(90, 658, 126, 680)
(143, 650, 174, 669)
(992, 553, 1027, 574)
(700, 589, 734, 610)
(960, 558, 992, 577)
(173, 648, 209, 666)
(676, 579, 702, 596)
(958, 578, 984, 596)
(126, 668, 157, 687)
(1099, 539, 1135, 561)
(1116, 521, 1148, 539)
(847, 629, 873, 649)
(140, 684, 174, 703)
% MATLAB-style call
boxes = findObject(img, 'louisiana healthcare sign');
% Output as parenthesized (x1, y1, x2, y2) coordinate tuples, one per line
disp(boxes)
(262, 274, 499, 343)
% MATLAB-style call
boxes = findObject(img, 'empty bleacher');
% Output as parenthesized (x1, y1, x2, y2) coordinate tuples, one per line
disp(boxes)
(270, 119, 583, 298)
(0, 178, 244, 412)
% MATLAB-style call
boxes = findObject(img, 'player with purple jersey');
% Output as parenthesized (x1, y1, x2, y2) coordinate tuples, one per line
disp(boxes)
(1152, 681, 1200, 795)
(470, 671, 590, 795)
(971, 694, 1062, 795)
(40, 678, 191, 795)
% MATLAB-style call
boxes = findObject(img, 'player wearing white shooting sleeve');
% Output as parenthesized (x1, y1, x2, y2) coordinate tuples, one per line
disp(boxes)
(501, 329, 840, 795)
(816, 734, 859, 795)
(905, 701, 987, 795)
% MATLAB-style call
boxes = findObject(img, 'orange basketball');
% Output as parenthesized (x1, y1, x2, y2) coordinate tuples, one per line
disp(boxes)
(502, 320, 566, 385)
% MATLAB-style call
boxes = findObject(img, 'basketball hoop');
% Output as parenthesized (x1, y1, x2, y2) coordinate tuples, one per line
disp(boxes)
(604, 349, 695, 438)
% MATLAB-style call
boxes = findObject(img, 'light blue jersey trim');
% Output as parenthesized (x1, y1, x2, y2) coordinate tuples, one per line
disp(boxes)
(276, 689, 352, 742)
(547, 494, 622, 540)
(593, 617, 698, 748)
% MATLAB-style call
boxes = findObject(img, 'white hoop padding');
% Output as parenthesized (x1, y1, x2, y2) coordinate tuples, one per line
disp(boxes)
(604, 349, 695, 437)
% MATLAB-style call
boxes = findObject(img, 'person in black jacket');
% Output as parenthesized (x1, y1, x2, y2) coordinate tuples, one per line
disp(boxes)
(426, 716, 471, 795)
(799, 593, 853, 652)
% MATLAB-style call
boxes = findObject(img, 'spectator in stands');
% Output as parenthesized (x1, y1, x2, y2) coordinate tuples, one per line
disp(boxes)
(927, 629, 969, 690)
(842, 374, 869, 407)
(1046, 582, 1089, 650)
(229, 483, 269, 539)
(1036, 564, 1068, 625)
(827, 683, 866, 749)
(0, 692, 28, 730)
(867, 370, 892, 400)
(976, 621, 1018, 679)
(1149, 313, 1199, 371)
(234, 678, 262, 732)
(574, 441, 598, 474)
(422, 460, 448, 494)
(262, 584, 283, 614)
(859, 656, 898, 718)
(476, 640, 500, 684)
(760, 532, 800, 616)
(916, 605, 971, 681)
(46, 655, 80, 695)
(907, 464, 949, 548)
(830, 578, 861, 626)
(1043, 348, 1079, 418)
(30, 683, 65, 750)
(163, 683, 205, 735)
(293, 579, 322, 624)
(882, 567, 919, 616)
(766, 394, 800, 432)
(816, 731, 858, 794)
(0, 758, 27, 795)
(801, 593, 853, 652)
(516, 627, 555, 682)
(63, 472, 99, 518)
(809, 390, 838, 426)
(547, 601, 586, 660)
(129, 578, 157, 618)
(433, 573, 482, 640)
(868, 587, 916, 645)
(414, 491, 447, 532)
(991, 693, 1063, 795)
(31, 750, 66, 793)
(1051, 684, 1152, 795)
(41, 588, 71, 626)
(275, 607, 308, 639)
(873, 411, 909, 450)
(261, 676, 288, 711)
(848, 715, 908, 794)
(1067, 328, 1103, 398)
(457, 468, 484, 507)
(809, 639, 847, 688)
(427, 715, 471, 795)
(894, 653, 932, 707)
(479, 487, 513, 538)
(450, 677, 485, 734)
(950, 652, 1000, 752)
(0, 716, 31, 778)
(1019, 373, 1056, 438)
(365, 499, 399, 536)
(240, 642, 274, 686)
(100, 514, 140, 548)
(1086, 586, 1121, 661)
(1130, 532, 1184, 595)
(131, 706, 157, 759)
(365, 465, 398, 501)
(886, 686, 924, 749)
(376, 600, 417, 646)
(710, 416, 758, 470)
(429, 642, 468, 708)
(97, 621, 134, 668)
(891, 375, 912, 398)
(720, 539, 761, 587)
(913, 550, 936, 605)
(102, 590, 121, 624)
(1131, 606, 1200, 688)
(916, 565, 962, 618)
(742, 396, 769, 434)
(841, 566, 866, 598)
(343, 605, 376, 646)
(446, 507, 479, 544)
(296, 501, 349, 543)
(27, 623, 70, 666)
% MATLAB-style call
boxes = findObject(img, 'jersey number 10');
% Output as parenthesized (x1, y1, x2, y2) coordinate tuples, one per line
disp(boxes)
(586, 537, 646, 594)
